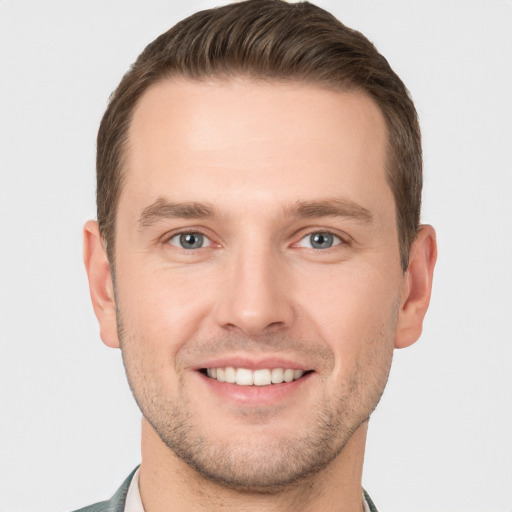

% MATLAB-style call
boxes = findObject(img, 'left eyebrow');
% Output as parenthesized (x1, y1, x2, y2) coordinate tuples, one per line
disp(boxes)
(283, 198, 373, 223)
(138, 197, 217, 230)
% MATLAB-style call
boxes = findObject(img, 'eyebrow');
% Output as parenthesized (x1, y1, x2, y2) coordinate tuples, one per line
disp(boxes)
(138, 197, 217, 229)
(284, 198, 373, 223)
(138, 196, 373, 230)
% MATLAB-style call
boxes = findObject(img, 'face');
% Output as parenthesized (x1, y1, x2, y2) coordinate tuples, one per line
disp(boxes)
(112, 78, 405, 490)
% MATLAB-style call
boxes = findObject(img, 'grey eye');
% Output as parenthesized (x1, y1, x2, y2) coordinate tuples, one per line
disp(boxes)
(310, 232, 334, 249)
(168, 232, 210, 249)
(297, 232, 341, 249)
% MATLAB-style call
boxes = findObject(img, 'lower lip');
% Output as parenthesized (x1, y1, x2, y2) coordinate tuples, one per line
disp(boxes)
(197, 371, 312, 406)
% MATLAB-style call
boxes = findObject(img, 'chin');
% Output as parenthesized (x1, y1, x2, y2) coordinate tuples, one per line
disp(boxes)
(147, 403, 368, 493)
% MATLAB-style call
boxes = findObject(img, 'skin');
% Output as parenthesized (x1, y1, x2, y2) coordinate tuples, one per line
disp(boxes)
(84, 78, 436, 512)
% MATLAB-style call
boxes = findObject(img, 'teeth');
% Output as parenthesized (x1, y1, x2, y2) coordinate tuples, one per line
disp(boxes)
(253, 369, 271, 386)
(283, 369, 294, 382)
(236, 368, 253, 386)
(205, 367, 305, 386)
(271, 368, 284, 383)
(225, 366, 236, 383)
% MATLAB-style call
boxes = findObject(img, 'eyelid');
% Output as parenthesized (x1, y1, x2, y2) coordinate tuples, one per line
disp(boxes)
(159, 227, 351, 250)
(292, 229, 351, 249)
(168, 233, 211, 249)
(162, 228, 219, 248)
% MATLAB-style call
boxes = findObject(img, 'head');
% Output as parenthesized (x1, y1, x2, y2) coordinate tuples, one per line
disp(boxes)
(84, 0, 436, 495)
(97, 0, 422, 273)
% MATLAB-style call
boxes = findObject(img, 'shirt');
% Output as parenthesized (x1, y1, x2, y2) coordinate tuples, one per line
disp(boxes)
(124, 468, 374, 512)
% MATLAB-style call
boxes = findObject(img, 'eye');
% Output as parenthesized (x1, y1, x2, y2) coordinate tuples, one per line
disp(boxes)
(297, 231, 342, 249)
(168, 232, 211, 249)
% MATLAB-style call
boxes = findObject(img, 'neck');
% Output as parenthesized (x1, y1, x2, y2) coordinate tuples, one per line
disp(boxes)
(138, 418, 368, 512)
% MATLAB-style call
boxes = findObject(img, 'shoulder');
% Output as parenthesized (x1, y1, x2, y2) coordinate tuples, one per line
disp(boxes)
(72, 501, 111, 512)
(363, 489, 379, 512)
(70, 467, 139, 512)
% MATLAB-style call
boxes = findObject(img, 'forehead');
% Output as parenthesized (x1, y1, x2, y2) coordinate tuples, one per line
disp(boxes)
(122, 77, 390, 218)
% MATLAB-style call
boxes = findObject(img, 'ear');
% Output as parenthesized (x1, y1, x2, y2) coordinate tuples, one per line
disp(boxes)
(395, 225, 437, 349)
(83, 220, 120, 348)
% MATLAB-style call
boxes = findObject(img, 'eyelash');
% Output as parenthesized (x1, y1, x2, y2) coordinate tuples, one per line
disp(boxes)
(163, 229, 350, 251)
(165, 229, 215, 250)
(293, 229, 350, 250)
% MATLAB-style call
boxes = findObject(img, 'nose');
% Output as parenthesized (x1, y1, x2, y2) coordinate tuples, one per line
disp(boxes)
(213, 245, 295, 337)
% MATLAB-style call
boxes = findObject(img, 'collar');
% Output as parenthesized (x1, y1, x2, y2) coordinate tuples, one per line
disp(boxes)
(124, 467, 376, 512)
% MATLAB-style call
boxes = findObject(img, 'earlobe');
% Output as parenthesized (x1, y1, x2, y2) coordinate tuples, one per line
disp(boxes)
(83, 220, 120, 349)
(395, 225, 437, 349)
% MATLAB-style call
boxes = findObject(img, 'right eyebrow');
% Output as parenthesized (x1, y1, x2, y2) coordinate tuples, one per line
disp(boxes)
(138, 197, 217, 230)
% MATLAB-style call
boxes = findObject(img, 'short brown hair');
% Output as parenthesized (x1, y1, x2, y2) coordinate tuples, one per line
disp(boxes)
(97, 0, 422, 271)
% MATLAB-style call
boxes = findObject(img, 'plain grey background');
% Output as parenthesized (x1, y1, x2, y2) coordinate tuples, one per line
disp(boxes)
(1, 1, 511, 511)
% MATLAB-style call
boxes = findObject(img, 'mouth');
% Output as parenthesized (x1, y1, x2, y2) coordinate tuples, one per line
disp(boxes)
(200, 367, 312, 386)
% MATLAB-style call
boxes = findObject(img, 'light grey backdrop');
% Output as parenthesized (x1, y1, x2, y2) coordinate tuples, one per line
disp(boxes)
(1, 1, 511, 511)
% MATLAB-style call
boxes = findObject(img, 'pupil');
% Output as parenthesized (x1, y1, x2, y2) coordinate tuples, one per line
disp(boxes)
(311, 232, 332, 249)
(180, 233, 203, 249)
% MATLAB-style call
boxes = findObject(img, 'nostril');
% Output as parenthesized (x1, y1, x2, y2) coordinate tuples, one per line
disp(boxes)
(266, 321, 286, 331)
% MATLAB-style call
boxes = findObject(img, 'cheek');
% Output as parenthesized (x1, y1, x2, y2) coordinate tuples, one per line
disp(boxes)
(306, 270, 398, 407)
(114, 260, 215, 359)
(298, 263, 400, 358)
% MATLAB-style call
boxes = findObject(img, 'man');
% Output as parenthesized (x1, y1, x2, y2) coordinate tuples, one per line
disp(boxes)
(81, 0, 437, 510)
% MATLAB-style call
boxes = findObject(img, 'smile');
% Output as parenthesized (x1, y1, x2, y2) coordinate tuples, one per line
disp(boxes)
(204, 367, 308, 386)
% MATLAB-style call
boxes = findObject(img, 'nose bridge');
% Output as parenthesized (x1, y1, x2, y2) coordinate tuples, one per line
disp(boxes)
(215, 238, 294, 335)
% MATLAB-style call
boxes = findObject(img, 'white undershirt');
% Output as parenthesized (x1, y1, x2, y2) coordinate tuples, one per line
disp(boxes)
(124, 467, 372, 512)
(124, 468, 144, 512)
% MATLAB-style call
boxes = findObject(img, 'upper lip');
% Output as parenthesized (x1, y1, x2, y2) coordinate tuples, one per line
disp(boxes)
(193, 355, 312, 372)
